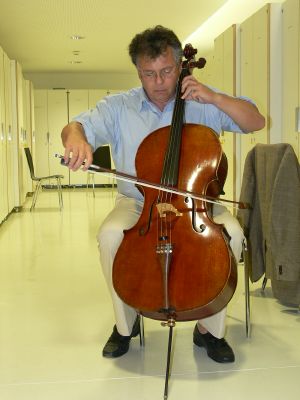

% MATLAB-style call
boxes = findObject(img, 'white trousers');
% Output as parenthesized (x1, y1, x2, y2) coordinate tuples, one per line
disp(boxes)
(97, 194, 244, 338)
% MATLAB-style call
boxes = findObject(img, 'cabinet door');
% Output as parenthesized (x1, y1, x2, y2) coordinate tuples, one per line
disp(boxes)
(88, 89, 123, 107)
(68, 89, 89, 120)
(253, 4, 269, 146)
(34, 89, 67, 180)
(6, 57, 15, 211)
(22, 79, 32, 194)
(240, 5, 269, 174)
(212, 35, 223, 90)
(0, 47, 8, 222)
(30, 82, 36, 171)
(70, 89, 118, 186)
(34, 90, 49, 176)
(87, 89, 115, 186)
(240, 17, 255, 171)
(213, 27, 236, 202)
(68, 90, 89, 185)
(14, 63, 23, 202)
(282, 0, 300, 157)
(194, 52, 214, 86)
(221, 26, 236, 202)
(13, 61, 27, 204)
(47, 90, 68, 180)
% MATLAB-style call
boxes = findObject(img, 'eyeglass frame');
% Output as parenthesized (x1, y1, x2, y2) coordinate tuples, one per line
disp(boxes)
(137, 64, 180, 81)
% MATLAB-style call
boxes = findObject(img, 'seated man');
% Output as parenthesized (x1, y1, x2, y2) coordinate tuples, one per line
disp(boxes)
(61, 25, 265, 362)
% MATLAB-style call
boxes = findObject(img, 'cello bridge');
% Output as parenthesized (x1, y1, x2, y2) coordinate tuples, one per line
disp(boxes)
(156, 203, 183, 218)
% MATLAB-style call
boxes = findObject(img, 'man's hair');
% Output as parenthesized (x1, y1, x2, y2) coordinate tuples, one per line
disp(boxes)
(128, 25, 182, 66)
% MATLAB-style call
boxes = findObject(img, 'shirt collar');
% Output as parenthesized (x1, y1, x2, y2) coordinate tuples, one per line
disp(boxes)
(139, 87, 175, 113)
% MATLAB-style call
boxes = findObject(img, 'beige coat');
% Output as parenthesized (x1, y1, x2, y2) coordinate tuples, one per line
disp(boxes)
(237, 143, 300, 305)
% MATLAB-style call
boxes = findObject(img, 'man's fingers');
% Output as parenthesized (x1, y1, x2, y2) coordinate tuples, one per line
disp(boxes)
(63, 148, 71, 165)
(67, 145, 93, 171)
(82, 151, 93, 171)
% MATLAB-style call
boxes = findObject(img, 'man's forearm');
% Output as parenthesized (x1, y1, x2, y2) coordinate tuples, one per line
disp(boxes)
(213, 93, 265, 133)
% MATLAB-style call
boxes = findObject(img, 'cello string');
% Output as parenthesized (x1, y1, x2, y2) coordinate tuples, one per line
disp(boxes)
(162, 70, 186, 246)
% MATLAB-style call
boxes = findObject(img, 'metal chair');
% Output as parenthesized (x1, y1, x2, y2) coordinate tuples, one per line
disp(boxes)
(87, 145, 115, 197)
(24, 147, 64, 211)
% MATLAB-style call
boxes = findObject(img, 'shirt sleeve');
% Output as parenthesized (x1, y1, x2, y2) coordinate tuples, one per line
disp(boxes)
(73, 96, 117, 150)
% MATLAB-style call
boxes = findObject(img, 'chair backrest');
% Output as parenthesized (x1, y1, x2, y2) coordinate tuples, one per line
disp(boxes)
(92, 145, 112, 169)
(24, 147, 35, 179)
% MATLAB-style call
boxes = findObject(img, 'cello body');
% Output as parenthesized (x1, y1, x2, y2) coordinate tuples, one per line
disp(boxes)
(113, 123, 237, 322)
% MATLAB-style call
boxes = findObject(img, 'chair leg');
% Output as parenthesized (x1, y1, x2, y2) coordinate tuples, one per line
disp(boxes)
(86, 173, 90, 191)
(243, 238, 251, 338)
(57, 178, 63, 210)
(31, 181, 42, 211)
(139, 314, 145, 347)
(86, 172, 95, 197)
(92, 174, 95, 197)
(111, 175, 116, 200)
(261, 276, 268, 291)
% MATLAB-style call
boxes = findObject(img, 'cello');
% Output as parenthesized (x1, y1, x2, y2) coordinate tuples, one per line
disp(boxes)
(113, 45, 237, 322)
(112, 44, 238, 398)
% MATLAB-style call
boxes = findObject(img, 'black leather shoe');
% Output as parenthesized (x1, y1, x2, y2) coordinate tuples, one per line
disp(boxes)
(193, 324, 235, 363)
(102, 315, 140, 358)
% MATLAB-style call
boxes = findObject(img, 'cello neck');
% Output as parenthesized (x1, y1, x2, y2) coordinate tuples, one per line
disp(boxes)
(161, 66, 190, 188)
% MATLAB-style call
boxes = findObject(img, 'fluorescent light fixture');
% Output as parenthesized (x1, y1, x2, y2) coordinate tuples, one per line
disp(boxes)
(70, 35, 85, 40)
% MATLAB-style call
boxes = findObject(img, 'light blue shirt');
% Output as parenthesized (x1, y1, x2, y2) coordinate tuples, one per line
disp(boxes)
(74, 87, 249, 201)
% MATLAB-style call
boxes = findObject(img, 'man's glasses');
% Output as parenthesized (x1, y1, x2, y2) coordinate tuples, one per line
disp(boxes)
(139, 65, 178, 80)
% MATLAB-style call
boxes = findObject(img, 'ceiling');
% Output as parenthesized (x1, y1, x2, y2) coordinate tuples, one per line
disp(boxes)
(0, 0, 229, 74)
(0, 0, 284, 74)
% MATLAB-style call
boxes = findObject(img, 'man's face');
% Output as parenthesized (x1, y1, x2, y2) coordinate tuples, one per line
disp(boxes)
(137, 46, 181, 110)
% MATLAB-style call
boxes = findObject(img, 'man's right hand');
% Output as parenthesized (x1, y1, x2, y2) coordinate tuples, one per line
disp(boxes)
(61, 121, 93, 171)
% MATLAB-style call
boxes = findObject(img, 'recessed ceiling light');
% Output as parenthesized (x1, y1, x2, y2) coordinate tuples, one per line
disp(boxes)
(70, 35, 85, 40)
(68, 61, 82, 64)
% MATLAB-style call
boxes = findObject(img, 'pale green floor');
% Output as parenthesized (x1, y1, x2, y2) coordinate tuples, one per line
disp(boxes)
(0, 189, 300, 400)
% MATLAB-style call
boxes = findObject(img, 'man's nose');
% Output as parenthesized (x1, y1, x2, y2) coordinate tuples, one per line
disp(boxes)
(155, 72, 164, 84)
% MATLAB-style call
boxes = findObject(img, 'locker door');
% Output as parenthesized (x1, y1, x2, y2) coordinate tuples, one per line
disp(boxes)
(282, 0, 300, 157)
(87, 89, 116, 186)
(195, 52, 214, 86)
(240, 17, 254, 173)
(47, 90, 68, 180)
(68, 90, 89, 185)
(22, 79, 32, 194)
(0, 47, 8, 222)
(223, 26, 235, 96)
(29, 82, 36, 172)
(5, 56, 15, 211)
(253, 4, 269, 146)
(12, 61, 26, 205)
(213, 34, 223, 90)
(221, 25, 236, 202)
(34, 90, 49, 176)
